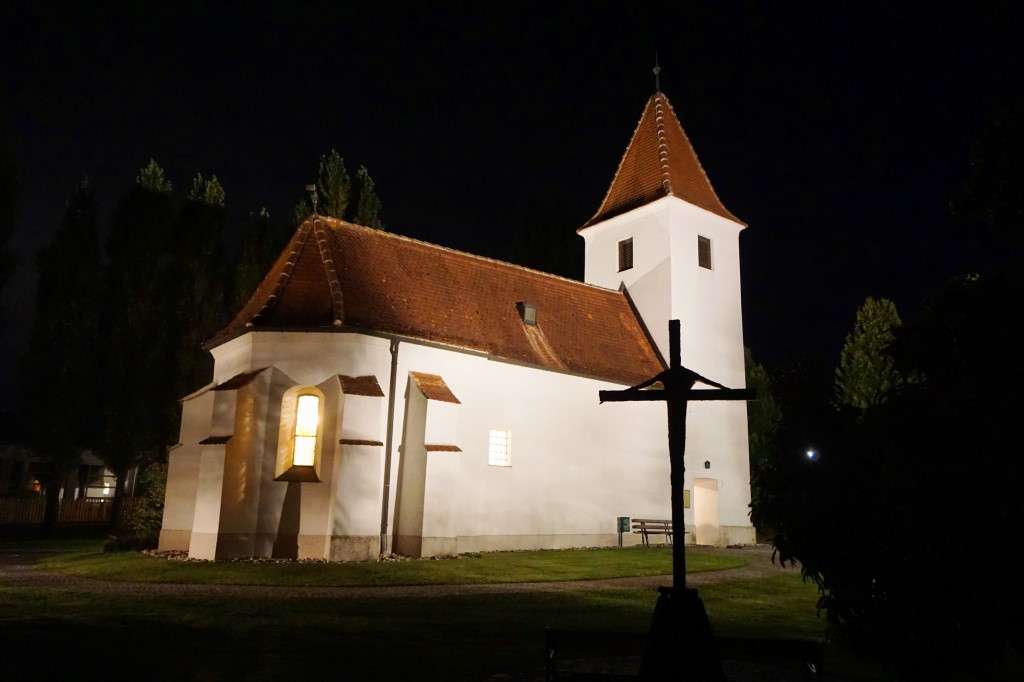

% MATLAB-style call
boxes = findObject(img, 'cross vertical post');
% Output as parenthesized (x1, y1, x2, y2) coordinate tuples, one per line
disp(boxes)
(666, 319, 687, 591)
(599, 320, 755, 681)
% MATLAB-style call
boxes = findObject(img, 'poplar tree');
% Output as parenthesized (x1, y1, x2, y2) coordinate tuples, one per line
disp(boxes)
(352, 165, 385, 230)
(0, 143, 17, 315)
(99, 160, 177, 527)
(171, 174, 227, 396)
(229, 207, 282, 314)
(834, 297, 904, 412)
(293, 150, 385, 229)
(20, 175, 101, 529)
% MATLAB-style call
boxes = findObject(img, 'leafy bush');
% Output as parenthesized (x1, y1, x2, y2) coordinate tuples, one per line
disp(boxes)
(104, 463, 166, 552)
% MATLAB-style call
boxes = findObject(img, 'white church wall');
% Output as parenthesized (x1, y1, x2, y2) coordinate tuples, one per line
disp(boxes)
(159, 387, 214, 551)
(580, 196, 755, 546)
(330, 391, 386, 561)
(384, 340, 675, 555)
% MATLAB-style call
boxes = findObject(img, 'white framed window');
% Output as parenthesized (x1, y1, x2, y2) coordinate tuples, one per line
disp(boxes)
(488, 429, 511, 467)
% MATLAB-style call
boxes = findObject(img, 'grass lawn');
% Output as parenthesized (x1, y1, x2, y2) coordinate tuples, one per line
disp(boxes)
(36, 544, 745, 586)
(2, 537, 891, 679)
(0, 574, 826, 681)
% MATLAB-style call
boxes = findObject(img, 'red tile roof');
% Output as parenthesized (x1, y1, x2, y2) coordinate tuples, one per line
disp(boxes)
(582, 92, 744, 229)
(211, 216, 664, 386)
(337, 375, 385, 397)
(410, 372, 461, 404)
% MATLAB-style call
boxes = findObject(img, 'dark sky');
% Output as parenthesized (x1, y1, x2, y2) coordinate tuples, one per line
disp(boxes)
(1, 2, 1021, 411)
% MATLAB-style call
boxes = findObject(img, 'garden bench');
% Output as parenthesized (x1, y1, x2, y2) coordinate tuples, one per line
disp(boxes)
(631, 518, 673, 545)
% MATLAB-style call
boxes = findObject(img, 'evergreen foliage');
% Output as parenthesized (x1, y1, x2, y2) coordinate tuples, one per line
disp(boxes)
(293, 150, 385, 229)
(833, 297, 904, 411)
(743, 347, 781, 539)
(761, 276, 1024, 678)
(352, 165, 385, 230)
(955, 96, 1024, 258)
(20, 175, 102, 529)
(0, 143, 19, 319)
(510, 188, 583, 279)
(98, 160, 178, 527)
(170, 173, 227, 397)
(230, 208, 283, 315)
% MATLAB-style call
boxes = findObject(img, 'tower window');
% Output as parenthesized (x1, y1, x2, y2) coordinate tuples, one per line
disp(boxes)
(698, 236, 712, 270)
(618, 238, 633, 272)
(488, 429, 511, 467)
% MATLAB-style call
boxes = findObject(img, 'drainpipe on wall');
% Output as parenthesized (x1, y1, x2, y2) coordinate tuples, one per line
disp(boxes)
(379, 338, 400, 555)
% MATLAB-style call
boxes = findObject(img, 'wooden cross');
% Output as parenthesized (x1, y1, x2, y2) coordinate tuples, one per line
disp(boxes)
(599, 320, 754, 591)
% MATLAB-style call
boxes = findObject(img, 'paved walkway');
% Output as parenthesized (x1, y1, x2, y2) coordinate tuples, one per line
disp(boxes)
(0, 545, 796, 599)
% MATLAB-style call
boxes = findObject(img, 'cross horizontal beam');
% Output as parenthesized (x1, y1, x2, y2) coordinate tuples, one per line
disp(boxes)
(599, 388, 755, 403)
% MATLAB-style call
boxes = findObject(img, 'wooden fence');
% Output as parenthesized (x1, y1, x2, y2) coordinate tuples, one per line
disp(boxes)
(0, 497, 139, 526)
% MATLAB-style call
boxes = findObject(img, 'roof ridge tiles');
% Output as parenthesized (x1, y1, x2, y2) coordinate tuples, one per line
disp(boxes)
(251, 219, 312, 325)
(312, 217, 345, 325)
(315, 215, 623, 296)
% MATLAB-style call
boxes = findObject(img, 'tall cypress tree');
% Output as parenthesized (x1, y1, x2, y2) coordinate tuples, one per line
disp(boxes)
(230, 207, 282, 315)
(0, 143, 18, 318)
(352, 165, 385, 230)
(99, 160, 177, 527)
(170, 174, 227, 397)
(292, 151, 385, 229)
(20, 175, 101, 529)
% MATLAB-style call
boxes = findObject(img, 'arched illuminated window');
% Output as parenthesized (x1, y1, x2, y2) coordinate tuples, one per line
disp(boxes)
(292, 394, 320, 466)
(276, 386, 326, 482)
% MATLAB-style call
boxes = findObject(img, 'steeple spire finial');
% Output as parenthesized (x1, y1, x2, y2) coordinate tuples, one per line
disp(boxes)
(653, 54, 662, 93)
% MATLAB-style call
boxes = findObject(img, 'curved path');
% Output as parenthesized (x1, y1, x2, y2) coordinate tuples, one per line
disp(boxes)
(0, 545, 796, 599)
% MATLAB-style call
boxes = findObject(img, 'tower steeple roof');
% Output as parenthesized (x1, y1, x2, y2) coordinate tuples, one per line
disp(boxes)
(582, 92, 744, 229)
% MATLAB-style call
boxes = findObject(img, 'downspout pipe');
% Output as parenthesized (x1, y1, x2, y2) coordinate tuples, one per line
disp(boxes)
(379, 338, 400, 555)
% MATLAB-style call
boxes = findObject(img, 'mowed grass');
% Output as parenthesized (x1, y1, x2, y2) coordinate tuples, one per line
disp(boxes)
(0, 574, 826, 681)
(38, 544, 745, 586)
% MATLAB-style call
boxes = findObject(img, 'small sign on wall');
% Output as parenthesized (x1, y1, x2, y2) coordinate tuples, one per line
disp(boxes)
(684, 490, 691, 508)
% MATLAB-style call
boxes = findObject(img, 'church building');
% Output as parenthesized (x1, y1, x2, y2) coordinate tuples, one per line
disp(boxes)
(158, 90, 754, 561)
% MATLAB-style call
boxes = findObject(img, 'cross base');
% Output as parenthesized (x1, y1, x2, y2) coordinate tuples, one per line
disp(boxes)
(640, 586, 726, 681)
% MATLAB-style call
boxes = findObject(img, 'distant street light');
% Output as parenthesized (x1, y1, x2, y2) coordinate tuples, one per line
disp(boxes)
(806, 448, 819, 461)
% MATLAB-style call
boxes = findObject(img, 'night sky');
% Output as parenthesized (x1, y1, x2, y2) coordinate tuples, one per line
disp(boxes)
(1, 2, 1021, 411)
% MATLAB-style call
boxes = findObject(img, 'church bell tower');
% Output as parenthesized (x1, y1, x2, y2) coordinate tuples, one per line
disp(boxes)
(578, 89, 754, 546)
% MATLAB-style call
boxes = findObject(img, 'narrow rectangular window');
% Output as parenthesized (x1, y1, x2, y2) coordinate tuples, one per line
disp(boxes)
(697, 235, 712, 270)
(488, 429, 511, 467)
(618, 238, 633, 272)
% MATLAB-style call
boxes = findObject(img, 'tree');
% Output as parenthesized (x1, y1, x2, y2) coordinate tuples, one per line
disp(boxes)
(510, 188, 583, 279)
(0, 143, 18, 320)
(169, 173, 227, 397)
(954, 96, 1024, 262)
(293, 150, 385, 229)
(19, 175, 101, 530)
(229, 207, 283, 315)
(99, 160, 178, 528)
(744, 347, 781, 539)
(764, 276, 1024, 678)
(351, 165, 385, 230)
(833, 297, 904, 412)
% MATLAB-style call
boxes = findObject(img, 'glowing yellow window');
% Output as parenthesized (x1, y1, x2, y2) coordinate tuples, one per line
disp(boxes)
(293, 394, 320, 466)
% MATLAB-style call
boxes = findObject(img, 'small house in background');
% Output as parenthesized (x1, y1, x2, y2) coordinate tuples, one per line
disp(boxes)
(159, 90, 754, 561)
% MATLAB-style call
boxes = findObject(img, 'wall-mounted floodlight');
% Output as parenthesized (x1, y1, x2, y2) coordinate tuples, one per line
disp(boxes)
(805, 448, 819, 461)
